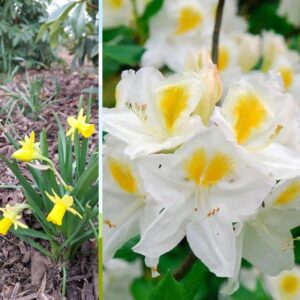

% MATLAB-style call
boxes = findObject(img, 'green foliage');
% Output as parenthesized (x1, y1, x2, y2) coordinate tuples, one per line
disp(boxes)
(248, 2, 295, 35)
(150, 273, 184, 300)
(38, 0, 98, 68)
(0, 73, 60, 121)
(0, 0, 56, 76)
(1, 97, 98, 262)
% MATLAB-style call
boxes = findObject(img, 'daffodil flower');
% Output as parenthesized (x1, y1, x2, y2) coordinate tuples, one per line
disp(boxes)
(223, 178, 300, 295)
(264, 266, 300, 300)
(66, 108, 95, 141)
(103, 67, 205, 158)
(46, 190, 82, 226)
(133, 127, 274, 277)
(103, 137, 162, 276)
(0, 203, 28, 235)
(12, 131, 42, 162)
(212, 73, 300, 179)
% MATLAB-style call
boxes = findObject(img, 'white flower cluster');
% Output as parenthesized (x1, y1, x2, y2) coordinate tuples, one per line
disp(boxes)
(141, 0, 300, 98)
(103, 47, 300, 293)
(103, 0, 300, 294)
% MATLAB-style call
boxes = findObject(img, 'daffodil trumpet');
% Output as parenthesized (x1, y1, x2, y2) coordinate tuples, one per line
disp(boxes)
(66, 108, 95, 141)
(0, 203, 29, 235)
(46, 190, 82, 226)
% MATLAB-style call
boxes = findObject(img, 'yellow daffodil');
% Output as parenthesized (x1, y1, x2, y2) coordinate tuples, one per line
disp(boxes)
(66, 108, 95, 141)
(12, 131, 42, 162)
(0, 204, 28, 235)
(46, 190, 82, 226)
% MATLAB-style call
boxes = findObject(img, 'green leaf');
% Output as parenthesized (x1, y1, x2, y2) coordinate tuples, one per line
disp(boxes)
(103, 26, 136, 43)
(248, 2, 295, 35)
(180, 261, 207, 300)
(103, 44, 145, 66)
(70, 3, 86, 39)
(11, 227, 50, 240)
(141, 0, 164, 21)
(131, 277, 155, 300)
(46, 1, 77, 24)
(114, 236, 141, 262)
(150, 273, 184, 300)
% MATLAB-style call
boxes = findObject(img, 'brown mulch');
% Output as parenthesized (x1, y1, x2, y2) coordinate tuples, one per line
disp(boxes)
(0, 65, 99, 299)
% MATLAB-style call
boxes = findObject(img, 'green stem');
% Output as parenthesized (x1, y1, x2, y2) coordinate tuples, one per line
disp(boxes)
(62, 263, 67, 297)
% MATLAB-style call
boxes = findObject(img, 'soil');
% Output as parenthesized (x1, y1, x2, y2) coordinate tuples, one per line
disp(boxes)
(0, 59, 99, 299)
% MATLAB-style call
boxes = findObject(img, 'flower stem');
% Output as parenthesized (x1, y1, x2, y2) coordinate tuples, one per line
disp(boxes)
(174, 0, 226, 282)
(174, 251, 197, 280)
(211, 0, 226, 65)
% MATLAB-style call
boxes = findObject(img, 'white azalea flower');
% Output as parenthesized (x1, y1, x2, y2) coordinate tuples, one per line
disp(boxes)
(261, 31, 289, 72)
(103, 259, 142, 300)
(264, 266, 300, 300)
(223, 178, 300, 295)
(271, 52, 300, 95)
(235, 33, 261, 73)
(142, 0, 246, 71)
(184, 49, 222, 124)
(103, 136, 161, 275)
(213, 73, 300, 179)
(103, 0, 147, 28)
(278, 0, 300, 27)
(103, 66, 205, 158)
(133, 127, 275, 277)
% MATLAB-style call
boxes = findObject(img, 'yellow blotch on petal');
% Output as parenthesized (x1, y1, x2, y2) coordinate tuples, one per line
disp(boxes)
(184, 150, 233, 187)
(0, 217, 13, 235)
(202, 153, 233, 187)
(176, 7, 202, 35)
(218, 47, 230, 71)
(279, 273, 300, 296)
(184, 149, 207, 184)
(108, 0, 124, 9)
(159, 85, 189, 131)
(278, 67, 293, 90)
(108, 159, 138, 194)
(275, 182, 300, 206)
(234, 93, 267, 144)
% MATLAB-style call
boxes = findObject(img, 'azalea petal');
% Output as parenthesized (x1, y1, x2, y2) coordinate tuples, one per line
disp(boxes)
(133, 198, 190, 258)
(103, 208, 140, 263)
(186, 216, 236, 277)
(243, 221, 294, 275)
(253, 143, 300, 179)
(221, 223, 244, 295)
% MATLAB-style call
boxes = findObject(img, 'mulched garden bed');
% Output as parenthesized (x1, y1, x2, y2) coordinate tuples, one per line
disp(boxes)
(0, 66, 99, 299)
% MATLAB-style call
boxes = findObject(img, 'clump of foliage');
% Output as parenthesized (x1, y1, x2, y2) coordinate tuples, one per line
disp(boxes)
(38, 0, 99, 69)
(0, 0, 56, 75)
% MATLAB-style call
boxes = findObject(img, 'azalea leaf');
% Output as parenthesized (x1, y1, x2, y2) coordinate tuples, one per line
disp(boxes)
(150, 273, 184, 300)
(180, 261, 207, 300)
